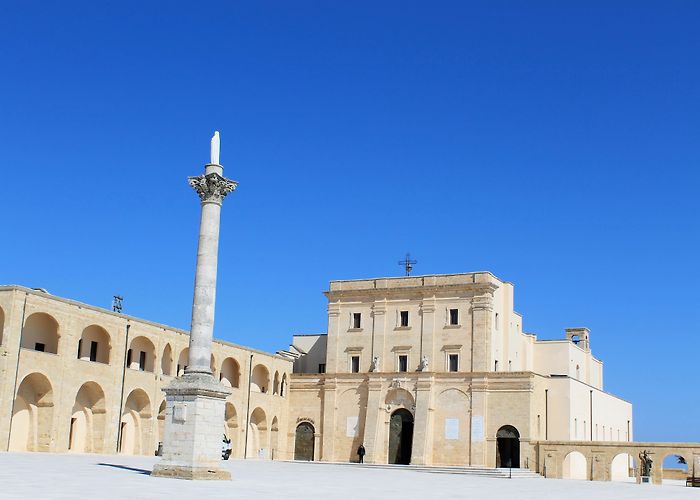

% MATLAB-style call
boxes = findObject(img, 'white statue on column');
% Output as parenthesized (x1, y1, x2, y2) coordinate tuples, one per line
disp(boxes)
(210, 131, 220, 165)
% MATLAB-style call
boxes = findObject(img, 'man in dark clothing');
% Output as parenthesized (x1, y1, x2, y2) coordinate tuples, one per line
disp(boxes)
(357, 444, 366, 463)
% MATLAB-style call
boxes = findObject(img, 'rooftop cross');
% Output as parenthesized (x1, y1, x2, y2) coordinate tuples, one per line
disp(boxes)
(398, 253, 417, 276)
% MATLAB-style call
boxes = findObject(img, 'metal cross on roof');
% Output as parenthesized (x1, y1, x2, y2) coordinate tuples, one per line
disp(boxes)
(398, 253, 417, 276)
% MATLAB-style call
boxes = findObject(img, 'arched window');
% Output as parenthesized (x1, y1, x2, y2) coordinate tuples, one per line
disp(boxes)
(220, 358, 241, 388)
(281, 374, 288, 398)
(251, 365, 270, 393)
(272, 371, 280, 395)
(127, 336, 155, 373)
(22, 313, 60, 354)
(161, 344, 173, 376)
(78, 325, 111, 364)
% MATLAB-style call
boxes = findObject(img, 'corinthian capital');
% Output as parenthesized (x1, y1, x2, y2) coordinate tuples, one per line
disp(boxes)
(188, 173, 238, 204)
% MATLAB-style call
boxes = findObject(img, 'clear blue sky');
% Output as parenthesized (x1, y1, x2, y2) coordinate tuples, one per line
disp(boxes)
(1, 2, 698, 442)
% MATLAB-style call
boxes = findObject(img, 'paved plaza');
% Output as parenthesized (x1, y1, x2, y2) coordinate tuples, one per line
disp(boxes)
(0, 452, 695, 499)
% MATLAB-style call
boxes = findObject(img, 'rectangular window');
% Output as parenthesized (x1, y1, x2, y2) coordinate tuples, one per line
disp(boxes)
(126, 349, 132, 367)
(139, 351, 146, 371)
(398, 355, 408, 372)
(449, 308, 459, 325)
(318, 363, 326, 374)
(35, 342, 45, 352)
(494, 360, 499, 371)
(77, 339, 83, 358)
(351, 356, 360, 373)
(448, 354, 459, 372)
(352, 313, 361, 329)
(400, 310, 409, 327)
(90, 341, 98, 362)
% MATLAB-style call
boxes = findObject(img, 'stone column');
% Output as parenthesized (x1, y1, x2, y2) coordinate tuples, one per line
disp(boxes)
(152, 133, 237, 480)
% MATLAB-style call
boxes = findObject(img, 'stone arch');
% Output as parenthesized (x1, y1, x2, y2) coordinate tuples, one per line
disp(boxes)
(78, 325, 111, 364)
(610, 452, 636, 482)
(661, 452, 689, 483)
(157, 399, 166, 446)
(562, 450, 587, 480)
(120, 388, 152, 455)
(336, 386, 369, 461)
(224, 402, 238, 438)
(432, 388, 470, 465)
(177, 347, 189, 375)
(270, 416, 280, 459)
(22, 312, 59, 354)
(9, 372, 54, 451)
(389, 408, 414, 465)
(127, 336, 155, 372)
(0, 305, 5, 346)
(384, 387, 415, 410)
(294, 421, 315, 461)
(496, 425, 520, 468)
(69, 382, 106, 453)
(161, 344, 173, 376)
(247, 407, 268, 458)
(281, 373, 288, 397)
(220, 358, 240, 388)
(251, 364, 270, 393)
(272, 371, 280, 395)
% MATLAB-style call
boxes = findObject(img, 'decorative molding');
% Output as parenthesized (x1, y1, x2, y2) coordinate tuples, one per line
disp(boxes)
(188, 172, 238, 204)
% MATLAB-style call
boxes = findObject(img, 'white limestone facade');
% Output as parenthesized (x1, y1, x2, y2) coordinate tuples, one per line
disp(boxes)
(286, 272, 633, 468)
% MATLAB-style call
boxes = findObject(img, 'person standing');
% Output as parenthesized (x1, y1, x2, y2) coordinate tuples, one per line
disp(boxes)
(357, 444, 366, 463)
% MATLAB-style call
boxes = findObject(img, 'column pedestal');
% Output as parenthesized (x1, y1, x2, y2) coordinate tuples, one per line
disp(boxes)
(152, 373, 232, 480)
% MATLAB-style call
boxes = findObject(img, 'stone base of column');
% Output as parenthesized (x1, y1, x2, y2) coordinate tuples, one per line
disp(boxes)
(152, 373, 232, 481)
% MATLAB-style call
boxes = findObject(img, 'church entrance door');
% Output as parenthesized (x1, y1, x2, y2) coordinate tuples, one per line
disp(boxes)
(294, 422, 315, 461)
(496, 425, 520, 468)
(388, 409, 413, 465)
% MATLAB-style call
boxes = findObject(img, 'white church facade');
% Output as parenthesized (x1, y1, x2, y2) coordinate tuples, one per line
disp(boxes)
(283, 272, 632, 471)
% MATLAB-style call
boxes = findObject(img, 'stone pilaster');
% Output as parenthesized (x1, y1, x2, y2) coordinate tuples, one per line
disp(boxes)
(471, 293, 493, 373)
(320, 378, 337, 461)
(362, 377, 384, 464)
(419, 299, 436, 374)
(410, 376, 434, 465)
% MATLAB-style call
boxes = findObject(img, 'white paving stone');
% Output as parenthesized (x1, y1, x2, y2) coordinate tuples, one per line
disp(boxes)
(0, 452, 696, 500)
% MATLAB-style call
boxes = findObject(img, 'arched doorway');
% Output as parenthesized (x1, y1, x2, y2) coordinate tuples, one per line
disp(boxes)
(388, 409, 413, 465)
(120, 389, 151, 455)
(496, 425, 520, 468)
(10, 373, 54, 452)
(294, 422, 315, 461)
(69, 382, 106, 453)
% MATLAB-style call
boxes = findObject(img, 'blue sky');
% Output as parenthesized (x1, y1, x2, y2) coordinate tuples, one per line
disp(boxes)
(1, 2, 698, 442)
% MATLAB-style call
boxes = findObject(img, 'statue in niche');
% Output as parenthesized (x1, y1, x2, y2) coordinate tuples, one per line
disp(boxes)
(369, 356, 380, 372)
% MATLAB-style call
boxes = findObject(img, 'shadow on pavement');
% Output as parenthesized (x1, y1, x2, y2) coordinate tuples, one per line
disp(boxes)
(97, 463, 152, 475)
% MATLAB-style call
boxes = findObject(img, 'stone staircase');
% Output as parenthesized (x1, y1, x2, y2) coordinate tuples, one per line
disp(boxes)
(293, 461, 543, 479)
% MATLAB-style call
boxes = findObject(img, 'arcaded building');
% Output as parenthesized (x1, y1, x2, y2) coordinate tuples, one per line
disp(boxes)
(285, 272, 633, 471)
(0, 272, 634, 475)
(0, 285, 292, 459)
